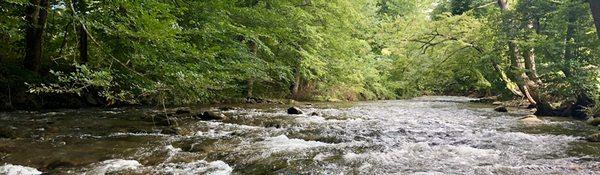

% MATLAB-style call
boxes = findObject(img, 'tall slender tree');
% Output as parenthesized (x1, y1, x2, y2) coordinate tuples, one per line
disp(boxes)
(24, 0, 50, 73)
(590, 0, 600, 39)
(74, 0, 89, 63)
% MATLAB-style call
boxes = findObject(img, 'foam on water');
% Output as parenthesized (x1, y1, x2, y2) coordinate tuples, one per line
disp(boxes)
(156, 160, 233, 175)
(0, 164, 42, 175)
(1, 96, 598, 174)
(260, 135, 331, 153)
(85, 159, 141, 175)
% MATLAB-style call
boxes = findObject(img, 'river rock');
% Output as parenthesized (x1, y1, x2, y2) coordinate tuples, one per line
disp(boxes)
(197, 111, 227, 121)
(494, 106, 508, 112)
(310, 112, 320, 116)
(587, 133, 600, 142)
(174, 107, 192, 115)
(142, 114, 180, 126)
(287, 107, 303, 115)
(145, 107, 191, 117)
(587, 118, 600, 126)
(161, 127, 192, 135)
(492, 101, 503, 105)
(245, 97, 264, 104)
(520, 115, 542, 124)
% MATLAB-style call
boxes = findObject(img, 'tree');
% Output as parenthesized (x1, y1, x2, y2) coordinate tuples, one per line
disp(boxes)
(74, 0, 89, 63)
(24, 0, 50, 73)
(590, 0, 600, 39)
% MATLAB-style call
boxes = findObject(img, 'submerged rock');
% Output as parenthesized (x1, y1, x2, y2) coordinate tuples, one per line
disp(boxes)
(494, 106, 508, 112)
(310, 112, 320, 116)
(197, 111, 227, 121)
(520, 115, 543, 124)
(287, 107, 303, 115)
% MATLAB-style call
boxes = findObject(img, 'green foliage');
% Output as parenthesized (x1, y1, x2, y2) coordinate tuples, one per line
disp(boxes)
(1, 0, 599, 108)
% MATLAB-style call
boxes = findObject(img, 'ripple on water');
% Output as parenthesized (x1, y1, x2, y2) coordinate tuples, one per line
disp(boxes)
(0, 96, 598, 174)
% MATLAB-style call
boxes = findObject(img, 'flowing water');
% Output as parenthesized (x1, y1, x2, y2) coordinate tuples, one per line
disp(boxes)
(0, 96, 599, 174)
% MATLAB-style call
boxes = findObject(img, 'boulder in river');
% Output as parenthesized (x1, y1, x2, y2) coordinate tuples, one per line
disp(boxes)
(287, 107, 303, 114)
(494, 106, 508, 112)
(197, 111, 227, 121)
(520, 115, 542, 124)
(310, 112, 320, 116)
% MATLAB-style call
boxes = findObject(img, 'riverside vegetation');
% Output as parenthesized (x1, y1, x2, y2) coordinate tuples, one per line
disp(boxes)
(1, 0, 600, 119)
(1, 0, 600, 174)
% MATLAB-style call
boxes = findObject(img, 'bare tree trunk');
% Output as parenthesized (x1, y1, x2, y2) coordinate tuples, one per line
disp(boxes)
(24, 0, 49, 73)
(74, 0, 89, 63)
(589, 0, 600, 39)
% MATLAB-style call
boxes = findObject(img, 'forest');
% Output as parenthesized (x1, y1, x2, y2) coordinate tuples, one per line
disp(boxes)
(1, 0, 600, 119)
(2, 0, 600, 174)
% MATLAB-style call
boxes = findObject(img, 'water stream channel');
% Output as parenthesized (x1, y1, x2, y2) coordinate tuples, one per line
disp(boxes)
(0, 96, 598, 174)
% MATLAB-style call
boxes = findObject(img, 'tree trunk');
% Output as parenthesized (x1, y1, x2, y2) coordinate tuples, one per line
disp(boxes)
(491, 60, 523, 97)
(562, 8, 593, 119)
(246, 78, 254, 98)
(496, 0, 540, 106)
(74, 0, 89, 63)
(524, 19, 542, 85)
(497, 0, 508, 11)
(589, 0, 600, 39)
(246, 40, 258, 98)
(508, 41, 537, 105)
(563, 11, 576, 77)
(291, 63, 301, 99)
(523, 50, 542, 85)
(24, 0, 49, 73)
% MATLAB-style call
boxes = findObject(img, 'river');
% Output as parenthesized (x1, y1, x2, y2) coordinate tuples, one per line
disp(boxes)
(0, 96, 598, 174)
